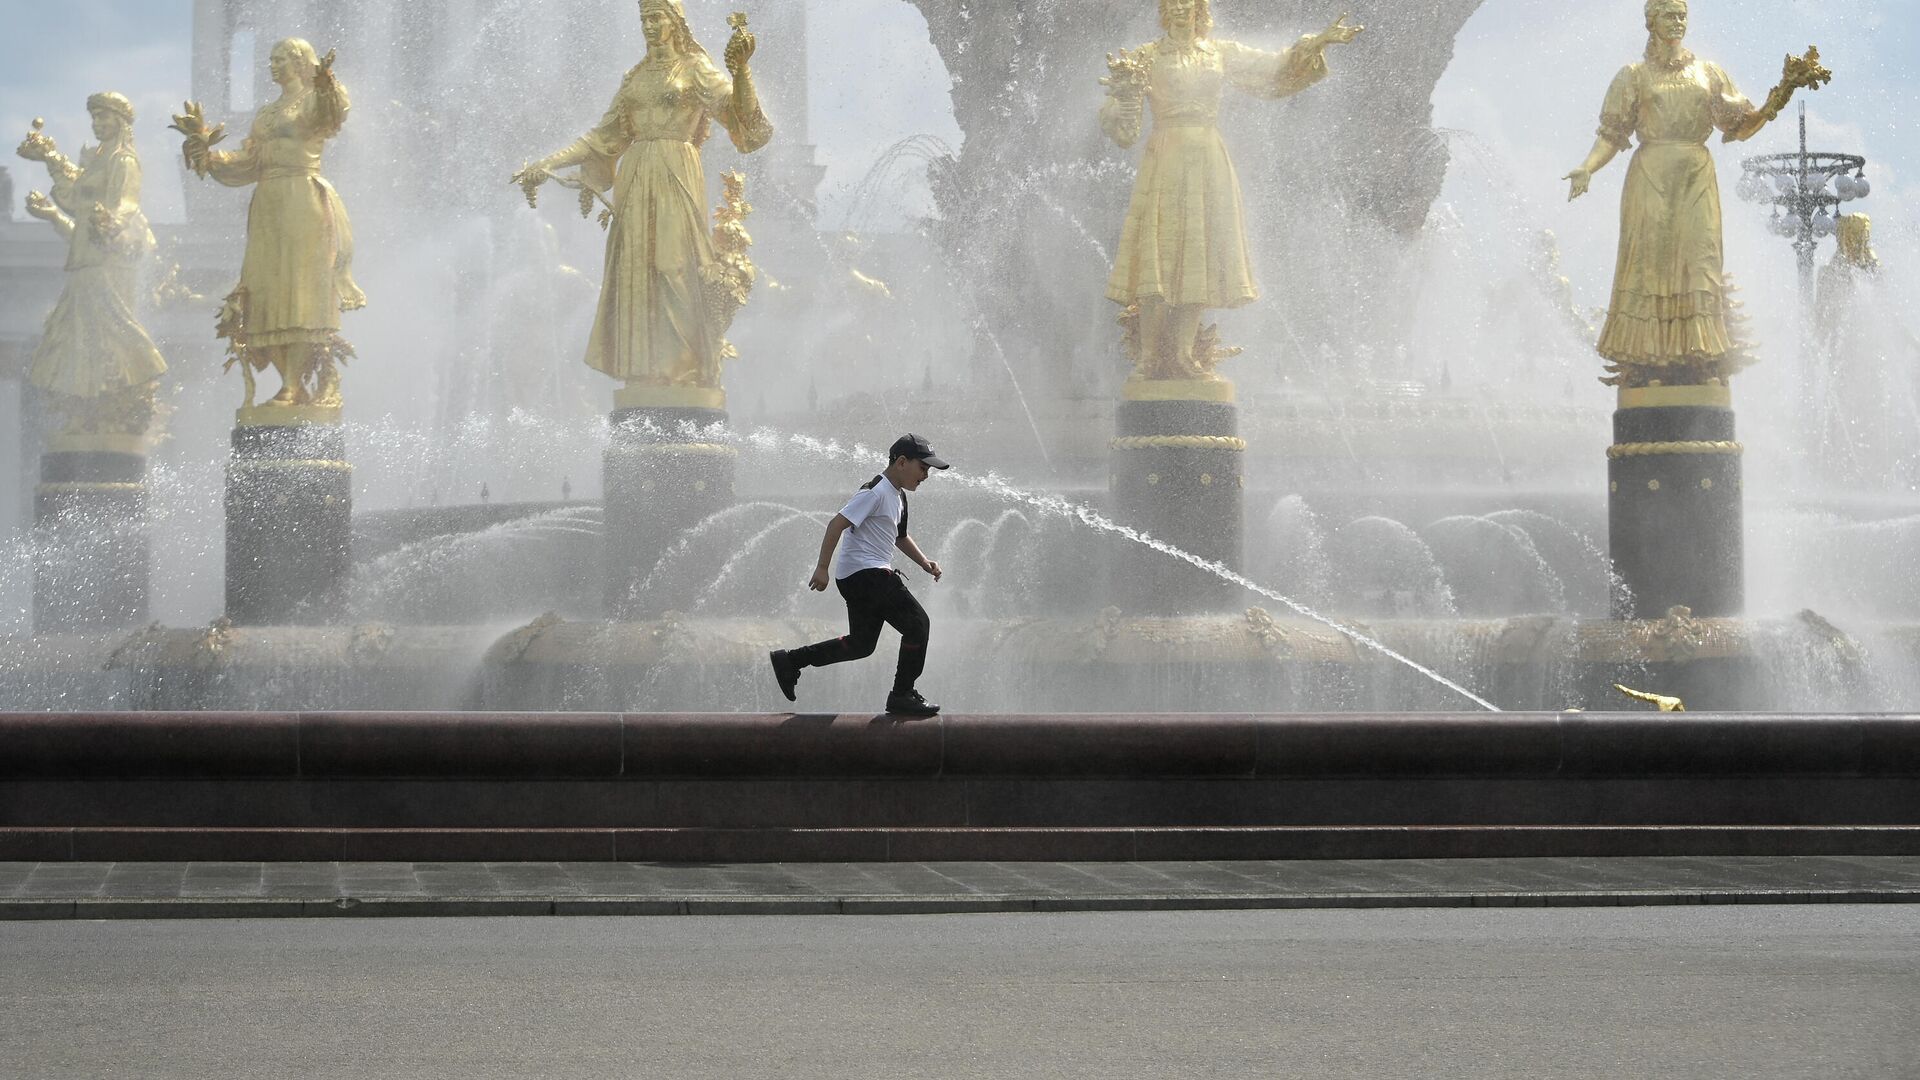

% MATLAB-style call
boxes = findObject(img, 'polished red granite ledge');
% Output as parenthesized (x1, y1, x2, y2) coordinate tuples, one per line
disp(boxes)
(3, 712, 1917, 780)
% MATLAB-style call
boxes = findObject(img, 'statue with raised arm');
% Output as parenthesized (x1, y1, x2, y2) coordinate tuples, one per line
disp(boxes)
(1565, 0, 1830, 387)
(16, 96, 168, 438)
(512, 2, 771, 407)
(1102, 1, 1363, 385)
(174, 39, 365, 414)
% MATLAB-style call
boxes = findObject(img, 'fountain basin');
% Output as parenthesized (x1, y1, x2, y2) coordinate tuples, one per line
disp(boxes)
(0, 608, 1900, 713)
(3, 710, 1917, 862)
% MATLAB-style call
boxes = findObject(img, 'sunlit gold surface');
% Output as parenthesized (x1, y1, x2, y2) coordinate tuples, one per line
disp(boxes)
(613, 385, 728, 411)
(1606, 440, 1743, 458)
(1817, 214, 1880, 356)
(47, 432, 152, 456)
(229, 459, 353, 472)
(1111, 435, 1247, 452)
(177, 41, 364, 412)
(1102, 6, 1361, 383)
(15, 99, 167, 439)
(702, 170, 757, 376)
(1613, 682, 1688, 711)
(235, 403, 343, 428)
(16, 118, 80, 186)
(1120, 374, 1236, 403)
(1565, 4, 1828, 387)
(514, 3, 771, 402)
(35, 481, 145, 494)
(1618, 383, 1732, 409)
(1739, 46, 1832, 138)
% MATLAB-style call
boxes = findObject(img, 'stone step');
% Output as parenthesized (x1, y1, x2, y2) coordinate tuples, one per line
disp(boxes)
(6, 825, 1920, 863)
(7, 712, 1919, 861)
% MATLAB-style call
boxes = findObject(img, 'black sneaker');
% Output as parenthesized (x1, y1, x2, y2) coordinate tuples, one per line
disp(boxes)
(769, 650, 800, 702)
(884, 689, 940, 717)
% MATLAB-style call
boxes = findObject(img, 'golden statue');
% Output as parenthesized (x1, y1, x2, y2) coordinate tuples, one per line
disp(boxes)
(512, 3, 772, 410)
(15, 97, 168, 441)
(1613, 683, 1687, 712)
(1565, 0, 1830, 388)
(1816, 213, 1879, 353)
(1102, 1, 1363, 387)
(173, 39, 365, 417)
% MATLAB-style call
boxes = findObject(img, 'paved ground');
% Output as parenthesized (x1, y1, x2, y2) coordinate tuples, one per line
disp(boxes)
(3, 856, 1920, 918)
(2, 906, 1916, 1078)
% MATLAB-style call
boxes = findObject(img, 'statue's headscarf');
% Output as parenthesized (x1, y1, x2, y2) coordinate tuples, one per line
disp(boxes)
(638, 0, 719, 145)
(274, 37, 323, 77)
(86, 91, 135, 126)
(641, 0, 710, 62)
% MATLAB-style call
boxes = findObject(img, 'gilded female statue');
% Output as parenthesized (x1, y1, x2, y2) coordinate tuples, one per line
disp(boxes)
(1565, 0, 1829, 387)
(1815, 213, 1880, 357)
(173, 39, 365, 411)
(512, 2, 771, 401)
(1102, 1, 1363, 383)
(15, 95, 167, 434)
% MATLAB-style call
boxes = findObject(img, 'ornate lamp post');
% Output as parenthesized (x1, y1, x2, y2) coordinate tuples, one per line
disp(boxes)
(1736, 101, 1870, 304)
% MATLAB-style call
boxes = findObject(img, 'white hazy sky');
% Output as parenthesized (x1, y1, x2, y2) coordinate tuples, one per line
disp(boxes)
(2, 0, 1914, 309)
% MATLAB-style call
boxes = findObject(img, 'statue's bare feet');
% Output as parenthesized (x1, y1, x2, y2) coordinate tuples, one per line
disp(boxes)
(267, 387, 296, 406)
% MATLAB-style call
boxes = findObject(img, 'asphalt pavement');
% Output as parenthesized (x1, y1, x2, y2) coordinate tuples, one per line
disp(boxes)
(3, 905, 1916, 1078)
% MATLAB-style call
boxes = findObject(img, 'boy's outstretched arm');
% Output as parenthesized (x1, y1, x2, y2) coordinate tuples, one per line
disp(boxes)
(810, 515, 853, 591)
(897, 534, 942, 582)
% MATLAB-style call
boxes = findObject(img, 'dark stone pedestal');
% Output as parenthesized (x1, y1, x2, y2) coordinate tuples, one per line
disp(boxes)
(1608, 393, 1743, 619)
(604, 405, 736, 618)
(33, 447, 149, 632)
(226, 422, 352, 625)
(1110, 396, 1245, 614)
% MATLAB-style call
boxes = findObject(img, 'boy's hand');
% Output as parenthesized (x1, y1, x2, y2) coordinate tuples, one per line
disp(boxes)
(923, 560, 942, 582)
(809, 567, 830, 591)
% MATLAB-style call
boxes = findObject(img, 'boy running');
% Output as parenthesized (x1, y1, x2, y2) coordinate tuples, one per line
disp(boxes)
(770, 433, 949, 716)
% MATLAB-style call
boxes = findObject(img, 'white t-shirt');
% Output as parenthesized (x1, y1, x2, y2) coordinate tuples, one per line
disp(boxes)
(833, 476, 904, 580)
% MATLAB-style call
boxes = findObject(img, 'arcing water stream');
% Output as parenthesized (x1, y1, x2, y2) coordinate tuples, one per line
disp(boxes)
(700, 421, 1504, 711)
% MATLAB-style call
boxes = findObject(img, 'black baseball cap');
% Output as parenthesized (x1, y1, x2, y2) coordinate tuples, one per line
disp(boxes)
(889, 433, 950, 470)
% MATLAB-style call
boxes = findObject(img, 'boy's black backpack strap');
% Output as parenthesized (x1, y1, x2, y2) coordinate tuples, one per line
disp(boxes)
(858, 474, 909, 539)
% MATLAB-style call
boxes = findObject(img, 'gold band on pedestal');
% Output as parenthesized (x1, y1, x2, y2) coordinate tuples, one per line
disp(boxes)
(46, 432, 151, 456)
(1617, 384, 1732, 410)
(1111, 435, 1247, 452)
(1606, 441, 1743, 459)
(1120, 376, 1236, 404)
(230, 459, 354, 472)
(37, 481, 145, 494)
(237, 404, 343, 428)
(614, 384, 728, 411)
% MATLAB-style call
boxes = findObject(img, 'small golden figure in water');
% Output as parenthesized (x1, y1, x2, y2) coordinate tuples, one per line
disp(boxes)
(16, 97, 168, 439)
(1613, 683, 1687, 712)
(512, 1, 772, 407)
(1102, 0, 1363, 385)
(1565, 0, 1830, 388)
(174, 39, 365, 416)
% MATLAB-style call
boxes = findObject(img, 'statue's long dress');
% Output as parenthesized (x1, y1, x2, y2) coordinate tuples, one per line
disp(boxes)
(1593, 55, 1758, 371)
(28, 143, 167, 398)
(207, 80, 365, 353)
(1104, 38, 1327, 312)
(573, 54, 771, 385)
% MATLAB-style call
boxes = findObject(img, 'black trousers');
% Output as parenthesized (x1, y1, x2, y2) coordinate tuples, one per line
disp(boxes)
(789, 568, 930, 693)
